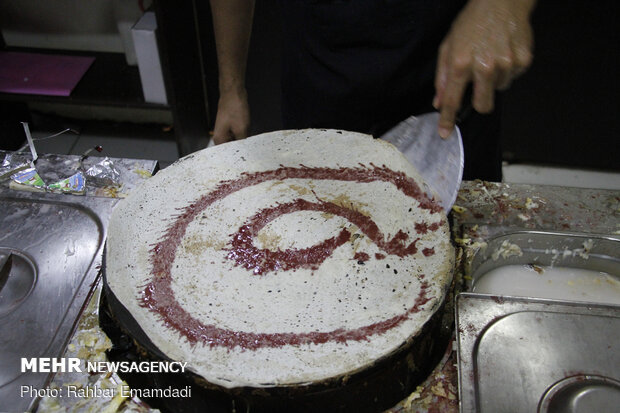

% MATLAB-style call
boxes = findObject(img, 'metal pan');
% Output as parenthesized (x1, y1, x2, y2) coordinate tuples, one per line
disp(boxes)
(456, 293, 620, 413)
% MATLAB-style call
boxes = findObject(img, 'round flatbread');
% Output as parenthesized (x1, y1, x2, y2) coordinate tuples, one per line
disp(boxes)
(106, 129, 453, 388)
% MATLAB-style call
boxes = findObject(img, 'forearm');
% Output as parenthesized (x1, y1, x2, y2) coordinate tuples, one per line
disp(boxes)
(209, 0, 255, 93)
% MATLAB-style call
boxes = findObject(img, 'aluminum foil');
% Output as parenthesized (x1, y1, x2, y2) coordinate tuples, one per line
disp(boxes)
(4, 152, 120, 195)
(0, 153, 30, 180)
(85, 157, 122, 187)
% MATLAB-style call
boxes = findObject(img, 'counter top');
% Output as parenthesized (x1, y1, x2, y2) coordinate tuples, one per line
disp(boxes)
(453, 180, 619, 236)
(0, 151, 157, 412)
(39, 180, 620, 413)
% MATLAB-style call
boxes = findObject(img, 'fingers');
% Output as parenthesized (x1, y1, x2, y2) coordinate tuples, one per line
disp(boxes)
(472, 58, 495, 113)
(472, 50, 513, 112)
(433, 0, 535, 137)
(511, 20, 535, 79)
(212, 120, 249, 145)
(437, 65, 467, 138)
(212, 115, 233, 145)
(435, 43, 469, 139)
(212, 127, 232, 145)
(433, 42, 450, 108)
(211, 89, 251, 145)
(435, 42, 529, 135)
(231, 121, 249, 140)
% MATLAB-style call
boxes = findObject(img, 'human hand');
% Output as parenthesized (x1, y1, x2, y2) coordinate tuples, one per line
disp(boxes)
(212, 87, 250, 145)
(433, 0, 536, 138)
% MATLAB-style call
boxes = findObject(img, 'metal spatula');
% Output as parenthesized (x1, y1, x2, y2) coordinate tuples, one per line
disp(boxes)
(380, 112, 464, 212)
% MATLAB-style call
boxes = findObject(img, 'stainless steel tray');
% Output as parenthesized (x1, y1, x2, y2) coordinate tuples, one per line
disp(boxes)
(467, 230, 620, 284)
(456, 293, 620, 413)
(0, 153, 157, 412)
(465, 230, 620, 305)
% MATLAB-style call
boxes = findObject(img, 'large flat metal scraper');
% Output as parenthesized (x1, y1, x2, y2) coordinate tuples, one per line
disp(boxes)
(380, 112, 464, 212)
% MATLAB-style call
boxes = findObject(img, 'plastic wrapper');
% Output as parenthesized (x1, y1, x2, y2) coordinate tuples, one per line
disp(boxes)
(85, 157, 121, 187)
(9, 166, 46, 192)
(7, 159, 86, 195)
(48, 172, 86, 195)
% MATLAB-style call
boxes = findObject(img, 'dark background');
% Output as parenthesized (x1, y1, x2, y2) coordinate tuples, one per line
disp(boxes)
(243, 0, 619, 171)
(1, 0, 618, 171)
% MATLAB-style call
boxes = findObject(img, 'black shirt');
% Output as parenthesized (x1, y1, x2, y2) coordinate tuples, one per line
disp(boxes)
(280, 0, 503, 181)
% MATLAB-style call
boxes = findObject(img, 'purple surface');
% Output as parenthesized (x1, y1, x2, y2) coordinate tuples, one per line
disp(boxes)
(0, 51, 95, 96)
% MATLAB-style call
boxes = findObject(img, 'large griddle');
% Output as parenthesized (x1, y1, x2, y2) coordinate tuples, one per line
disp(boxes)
(99, 130, 456, 412)
(100, 250, 454, 412)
